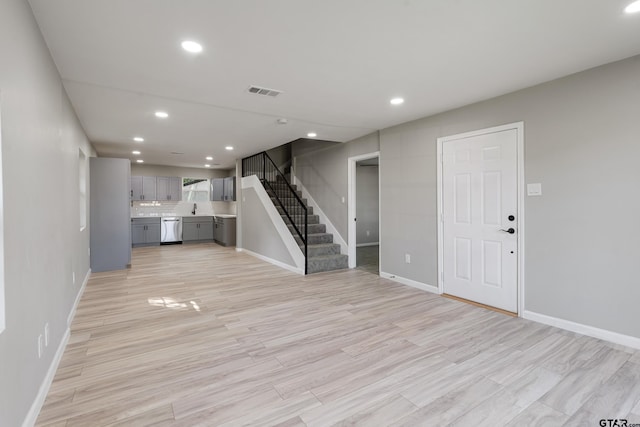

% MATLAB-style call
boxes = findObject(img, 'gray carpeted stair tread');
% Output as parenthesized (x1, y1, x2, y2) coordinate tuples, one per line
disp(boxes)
(261, 178, 348, 274)
(307, 254, 349, 274)
(304, 243, 341, 256)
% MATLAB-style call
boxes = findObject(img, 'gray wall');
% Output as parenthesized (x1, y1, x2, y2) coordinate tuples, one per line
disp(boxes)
(293, 139, 342, 157)
(240, 187, 296, 267)
(130, 164, 233, 180)
(266, 143, 292, 171)
(379, 55, 640, 338)
(292, 55, 640, 339)
(0, 0, 96, 424)
(356, 165, 379, 244)
(294, 132, 380, 240)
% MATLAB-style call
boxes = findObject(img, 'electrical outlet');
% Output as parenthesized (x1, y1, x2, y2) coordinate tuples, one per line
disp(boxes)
(405, 253, 411, 264)
(44, 323, 50, 347)
(72, 272, 76, 284)
(38, 334, 43, 358)
(366, 230, 370, 237)
(341, 196, 345, 203)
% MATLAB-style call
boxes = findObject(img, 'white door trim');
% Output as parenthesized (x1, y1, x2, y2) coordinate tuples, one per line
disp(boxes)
(347, 151, 380, 269)
(436, 122, 525, 315)
(0, 94, 4, 334)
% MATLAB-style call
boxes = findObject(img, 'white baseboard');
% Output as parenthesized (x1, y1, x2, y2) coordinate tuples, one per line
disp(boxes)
(379, 271, 439, 294)
(523, 310, 640, 350)
(22, 327, 71, 427)
(236, 248, 304, 275)
(68, 268, 90, 327)
(356, 242, 379, 248)
(24, 269, 90, 426)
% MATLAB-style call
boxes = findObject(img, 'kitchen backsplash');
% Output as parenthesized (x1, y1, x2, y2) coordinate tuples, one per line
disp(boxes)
(131, 200, 237, 217)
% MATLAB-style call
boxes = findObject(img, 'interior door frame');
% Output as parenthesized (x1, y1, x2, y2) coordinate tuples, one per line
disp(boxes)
(0, 93, 5, 333)
(436, 122, 525, 315)
(347, 151, 380, 269)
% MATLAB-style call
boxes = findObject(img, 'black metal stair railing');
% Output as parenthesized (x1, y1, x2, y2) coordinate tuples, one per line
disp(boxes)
(242, 151, 308, 274)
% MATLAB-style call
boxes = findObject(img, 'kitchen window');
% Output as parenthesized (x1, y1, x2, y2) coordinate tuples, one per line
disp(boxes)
(182, 177, 210, 202)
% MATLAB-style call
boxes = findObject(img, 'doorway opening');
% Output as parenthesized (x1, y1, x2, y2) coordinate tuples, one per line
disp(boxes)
(348, 152, 380, 274)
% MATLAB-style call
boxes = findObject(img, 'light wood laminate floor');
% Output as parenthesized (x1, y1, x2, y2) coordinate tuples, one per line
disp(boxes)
(37, 243, 640, 426)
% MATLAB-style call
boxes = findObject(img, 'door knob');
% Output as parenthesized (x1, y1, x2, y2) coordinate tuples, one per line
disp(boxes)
(500, 228, 516, 234)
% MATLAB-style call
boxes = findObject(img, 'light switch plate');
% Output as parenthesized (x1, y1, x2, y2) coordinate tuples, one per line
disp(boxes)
(527, 183, 542, 196)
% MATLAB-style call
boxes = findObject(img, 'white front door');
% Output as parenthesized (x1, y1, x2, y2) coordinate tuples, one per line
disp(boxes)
(441, 127, 519, 312)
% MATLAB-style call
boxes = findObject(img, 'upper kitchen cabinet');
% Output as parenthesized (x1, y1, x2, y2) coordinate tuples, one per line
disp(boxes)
(224, 177, 236, 201)
(156, 176, 181, 201)
(131, 175, 157, 201)
(211, 178, 224, 201)
(211, 177, 236, 201)
(132, 175, 181, 201)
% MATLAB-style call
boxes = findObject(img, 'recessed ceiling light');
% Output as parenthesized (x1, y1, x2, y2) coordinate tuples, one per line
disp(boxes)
(625, 0, 640, 13)
(133, 137, 144, 142)
(132, 150, 141, 155)
(205, 164, 211, 168)
(206, 156, 213, 161)
(136, 159, 144, 163)
(307, 132, 317, 138)
(225, 146, 234, 151)
(390, 97, 404, 105)
(181, 40, 203, 53)
(155, 111, 169, 118)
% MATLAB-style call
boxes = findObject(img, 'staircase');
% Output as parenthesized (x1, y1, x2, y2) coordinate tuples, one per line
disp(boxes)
(242, 150, 348, 274)
(265, 177, 348, 274)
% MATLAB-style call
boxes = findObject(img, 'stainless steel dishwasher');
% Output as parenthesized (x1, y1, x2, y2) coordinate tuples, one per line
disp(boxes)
(161, 217, 182, 244)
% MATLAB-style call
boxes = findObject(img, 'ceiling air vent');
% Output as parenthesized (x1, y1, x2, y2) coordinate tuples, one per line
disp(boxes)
(247, 85, 282, 97)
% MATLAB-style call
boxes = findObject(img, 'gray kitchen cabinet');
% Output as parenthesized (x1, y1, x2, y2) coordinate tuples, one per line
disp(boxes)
(214, 217, 236, 246)
(169, 177, 181, 201)
(156, 176, 181, 201)
(211, 177, 235, 201)
(223, 177, 236, 201)
(182, 222, 199, 241)
(182, 216, 214, 241)
(213, 219, 222, 242)
(91, 158, 131, 272)
(131, 176, 143, 200)
(211, 178, 224, 201)
(199, 221, 214, 239)
(131, 176, 157, 201)
(131, 218, 161, 246)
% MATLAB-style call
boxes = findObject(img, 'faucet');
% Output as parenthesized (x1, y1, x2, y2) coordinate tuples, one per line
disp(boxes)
(192, 203, 197, 215)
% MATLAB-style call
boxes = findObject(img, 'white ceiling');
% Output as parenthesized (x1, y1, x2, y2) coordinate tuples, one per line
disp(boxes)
(28, 0, 640, 169)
